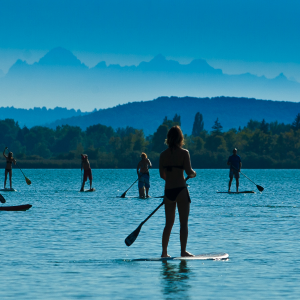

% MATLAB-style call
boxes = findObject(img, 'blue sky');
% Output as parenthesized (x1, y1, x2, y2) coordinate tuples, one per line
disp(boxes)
(0, 0, 299, 80)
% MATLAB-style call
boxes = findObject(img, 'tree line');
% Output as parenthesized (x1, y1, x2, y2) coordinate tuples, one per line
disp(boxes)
(1, 112, 300, 168)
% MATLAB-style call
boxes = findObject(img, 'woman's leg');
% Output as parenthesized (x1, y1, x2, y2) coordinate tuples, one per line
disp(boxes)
(177, 189, 193, 257)
(9, 170, 12, 188)
(4, 170, 8, 188)
(161, 198, 176, 257)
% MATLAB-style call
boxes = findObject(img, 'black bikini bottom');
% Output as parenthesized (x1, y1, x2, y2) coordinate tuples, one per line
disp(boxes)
(165, 187, 191, 203)
(5, 169, 12, 172)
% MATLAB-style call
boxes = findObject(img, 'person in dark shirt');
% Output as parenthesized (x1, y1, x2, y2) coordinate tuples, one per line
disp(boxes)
(227, 148, 242, 192)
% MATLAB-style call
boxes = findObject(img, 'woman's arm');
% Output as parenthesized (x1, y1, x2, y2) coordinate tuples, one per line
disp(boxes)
(183, 150, 196, 178)
(137, 161, 140, 176)
(159, 154, 166, 180)
(148, 159, 152, 168)
(3, 147, 7, 158)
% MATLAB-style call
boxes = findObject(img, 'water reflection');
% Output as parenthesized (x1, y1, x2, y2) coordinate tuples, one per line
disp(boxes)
(160, 260, 191, 299)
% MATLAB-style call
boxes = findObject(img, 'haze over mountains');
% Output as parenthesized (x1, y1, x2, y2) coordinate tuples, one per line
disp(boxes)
(1, 47, 300, 111)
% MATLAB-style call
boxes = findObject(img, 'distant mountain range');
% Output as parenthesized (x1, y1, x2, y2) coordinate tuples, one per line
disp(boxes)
(1, 47, 300, 110)
(0, 106, 87, 128)
(46, 96, 300, 135)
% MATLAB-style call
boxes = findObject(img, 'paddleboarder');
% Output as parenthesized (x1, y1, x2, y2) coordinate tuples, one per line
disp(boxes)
(137, 152, 152, 198)
(80, 154, 93, 191)
(227, 148, 242, 192)
(159, 126, 196, 258)
(3, 147, 16, 189)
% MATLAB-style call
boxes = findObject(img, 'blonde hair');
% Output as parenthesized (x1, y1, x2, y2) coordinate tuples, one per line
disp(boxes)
(141, 152, 147, 158)
(165, 126, 184, 149)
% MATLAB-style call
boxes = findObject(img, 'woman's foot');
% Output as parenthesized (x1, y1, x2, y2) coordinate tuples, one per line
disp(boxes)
(161, 251, 171, 258)
(181, 251, 194, 257)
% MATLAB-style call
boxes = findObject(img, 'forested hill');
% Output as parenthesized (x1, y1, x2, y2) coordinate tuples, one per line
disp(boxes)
(0, 106, 87, 128)
(47, 96, 300, 135)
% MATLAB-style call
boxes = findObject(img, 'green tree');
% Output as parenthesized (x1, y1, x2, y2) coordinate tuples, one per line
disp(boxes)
(205, 135, 227, 152)
(292, 113, 300, 130)
(173, 114, 181, 126)
(260, 119, 269, 133)
(212, 118, 223, 134)
(152, 124, 168, 153)
(247, 119, 260, 131)
(192, 112, 204, 136)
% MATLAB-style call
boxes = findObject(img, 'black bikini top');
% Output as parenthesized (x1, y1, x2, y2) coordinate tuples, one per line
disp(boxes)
(6, 160, 12, 164)
(164, 165, 184, 172)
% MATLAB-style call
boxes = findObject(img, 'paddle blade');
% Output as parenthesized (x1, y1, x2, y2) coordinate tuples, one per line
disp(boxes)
(257, 185, 264, 192)
(25, 177, 31, 185)
(125, 224, 142, 247)
(0, 194, 6, 203)
(120, 192, 126, 198)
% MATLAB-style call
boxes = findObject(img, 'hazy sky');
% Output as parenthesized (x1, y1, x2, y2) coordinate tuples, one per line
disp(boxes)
(0, 0, 299, 80)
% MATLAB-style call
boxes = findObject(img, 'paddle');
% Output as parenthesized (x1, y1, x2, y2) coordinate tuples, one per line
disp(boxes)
(231, 165, 264, 192)
(6, 148, 31, 185)
(120, 177, 139, 198)
(0, 193, 6, 203)
(125, 201, 164, 246)
(125, 176, 191, 246)
(16, 163, 31, 185)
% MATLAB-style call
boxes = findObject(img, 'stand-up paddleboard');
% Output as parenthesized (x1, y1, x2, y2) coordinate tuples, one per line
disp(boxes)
(0, 188, 17, 192)
(131, 253, 229, 261)
(80, 188, 96, 192)
(0, 204, 32, 211)
(217, 191, 255, 194)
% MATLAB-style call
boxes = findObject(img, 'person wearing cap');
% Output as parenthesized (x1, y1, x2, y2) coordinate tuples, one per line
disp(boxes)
(227, 148, 242, 192)
(80, 154, 93, 191)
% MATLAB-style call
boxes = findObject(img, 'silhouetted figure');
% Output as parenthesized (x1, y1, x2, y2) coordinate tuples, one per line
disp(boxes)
(227, 148, 242, 192)
(159, 126, 196, 258)
(80, 154, 93, 191)
(137, 153, 152, 198)
(3, 147, 16, 189)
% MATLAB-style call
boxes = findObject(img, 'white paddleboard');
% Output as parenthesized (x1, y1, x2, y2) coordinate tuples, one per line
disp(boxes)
(131, 252, 229, 261)
(0, 188, 17, 192)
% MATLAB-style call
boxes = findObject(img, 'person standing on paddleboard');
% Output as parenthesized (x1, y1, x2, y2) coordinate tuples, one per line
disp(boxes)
(159, 126, 196, 258)
(80, 154, 93, 191)
(3, 147, 16, 189)
(227, 148, 242, 192)
(137, 153, 152, 198)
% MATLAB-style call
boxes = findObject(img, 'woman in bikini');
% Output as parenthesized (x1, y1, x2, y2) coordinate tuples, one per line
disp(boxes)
(159, 126, 196, 258)
(3, 147, 16, 189)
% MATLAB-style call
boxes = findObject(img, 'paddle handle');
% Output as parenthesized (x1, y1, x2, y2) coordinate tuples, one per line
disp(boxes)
(141, 201, 164, 226)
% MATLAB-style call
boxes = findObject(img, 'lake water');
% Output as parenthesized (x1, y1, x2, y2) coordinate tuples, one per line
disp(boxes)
(1, 169, 299, 299)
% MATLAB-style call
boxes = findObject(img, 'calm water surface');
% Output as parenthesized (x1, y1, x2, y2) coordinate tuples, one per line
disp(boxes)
(1, 169, 299, 299)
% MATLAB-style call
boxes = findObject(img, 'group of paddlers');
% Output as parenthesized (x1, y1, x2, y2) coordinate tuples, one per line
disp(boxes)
(3, 125, 242, 258)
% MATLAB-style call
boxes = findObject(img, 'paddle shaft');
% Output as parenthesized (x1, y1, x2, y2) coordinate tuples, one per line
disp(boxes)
(231, 164, 261, 187)
(16, 164, 26, 178)
(121, 177, 139, 197)
(140, 201, 164, 226)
